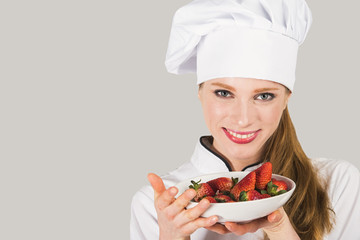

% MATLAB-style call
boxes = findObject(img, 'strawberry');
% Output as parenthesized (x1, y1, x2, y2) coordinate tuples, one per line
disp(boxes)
(239, 190, 263, 201)
(230, 171, 256, 201)
(207, 177, 238, 194)
(260, 193, 271, 199)
(189, 180, 215, 202)
(202, 196, 217, 203)
(254, 162, 272, 190)
(267, 178, 288, 196)
(272, 179, 288, 191)
(214, 194, 233, 203)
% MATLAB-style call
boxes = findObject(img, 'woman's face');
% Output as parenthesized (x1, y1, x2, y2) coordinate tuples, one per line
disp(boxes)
(198, 77, 291, 169)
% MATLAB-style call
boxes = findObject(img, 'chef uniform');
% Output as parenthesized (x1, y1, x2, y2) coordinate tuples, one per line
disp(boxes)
(131, 0, 360, 239)
(131, 137, 360, 239)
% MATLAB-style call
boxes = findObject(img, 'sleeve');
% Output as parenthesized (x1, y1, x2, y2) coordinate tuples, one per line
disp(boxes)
(130, 186, 159, 240)
(326, 161, 360, 239)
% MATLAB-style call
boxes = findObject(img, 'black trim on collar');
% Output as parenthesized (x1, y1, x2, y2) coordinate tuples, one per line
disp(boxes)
(199, 136, 263, 172)
(200, 136, 233, 171)
(242, 161, 263, 171)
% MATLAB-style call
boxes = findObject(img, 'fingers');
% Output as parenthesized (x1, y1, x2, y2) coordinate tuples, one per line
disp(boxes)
(205, 223, 231, 235)
(224, 220, 266, 235)
(182, 215, 218, 235)
(263, 208, 287, 234)
(147, 173, 166, 199)
(174, 198, 211, 226)
(267, 209, 282, 223)
(156, 187, 180, 210)
(148, 173, 196, 214)
(148, 173, 179, 211)
(224, 208, 286, 236)
(147, 173, 222, 238)
(165, 188, 196, 217)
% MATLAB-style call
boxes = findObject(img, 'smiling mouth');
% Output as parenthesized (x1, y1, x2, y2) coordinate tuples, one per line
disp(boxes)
(222, 128, 260, 144)
(226, 129, 256, 139)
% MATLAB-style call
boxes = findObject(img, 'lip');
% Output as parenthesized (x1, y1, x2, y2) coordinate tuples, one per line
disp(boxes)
(222, 128, 261, 144)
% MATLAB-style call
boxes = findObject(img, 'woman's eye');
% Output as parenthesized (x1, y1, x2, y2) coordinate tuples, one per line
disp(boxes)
(255, 93, 275, 101)
(215, 90, 232, 98)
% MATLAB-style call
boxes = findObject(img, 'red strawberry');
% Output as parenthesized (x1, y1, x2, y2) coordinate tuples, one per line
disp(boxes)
(189, 180, 215, 202)
(202, 196, 217, 203)
(207, 177, 238, 194)
(260, 193, 271, 199)
(272, 179, 288, 191)
(267, 178, 288, 196)
(239, 190, 263, 201)
(254, 162, 272, 190)
(230, 172, 256, 201)
(214, 194, 233, 203)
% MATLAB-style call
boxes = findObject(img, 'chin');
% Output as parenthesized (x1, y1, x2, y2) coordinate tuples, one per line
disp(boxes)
(218, 136, 264, 161)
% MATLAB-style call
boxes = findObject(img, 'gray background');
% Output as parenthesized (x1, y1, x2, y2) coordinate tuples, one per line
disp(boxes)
(1, 0, 359, 239)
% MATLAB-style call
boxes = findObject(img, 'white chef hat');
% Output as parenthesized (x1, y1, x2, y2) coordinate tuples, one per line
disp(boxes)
(165, 0, 312, 91)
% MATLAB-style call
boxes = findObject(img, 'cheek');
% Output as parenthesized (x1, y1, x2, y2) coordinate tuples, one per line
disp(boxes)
(259, 105, 284, 128)
(202, 101, 227, 128)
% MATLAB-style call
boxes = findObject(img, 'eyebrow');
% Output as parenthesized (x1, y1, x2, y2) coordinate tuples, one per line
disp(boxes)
(211, 82, 236, 92)
(254, 88, 280, 93)
(211, 83, 279, 93)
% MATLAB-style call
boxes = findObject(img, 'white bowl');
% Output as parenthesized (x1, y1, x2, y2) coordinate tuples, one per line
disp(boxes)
(175, 171, 295, 223)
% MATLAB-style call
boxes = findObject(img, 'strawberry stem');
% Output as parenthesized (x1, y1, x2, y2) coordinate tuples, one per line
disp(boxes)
(189, 179, 202, 191)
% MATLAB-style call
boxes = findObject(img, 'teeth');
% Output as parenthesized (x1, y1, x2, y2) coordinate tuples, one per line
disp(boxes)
(227, 129, 255, 139)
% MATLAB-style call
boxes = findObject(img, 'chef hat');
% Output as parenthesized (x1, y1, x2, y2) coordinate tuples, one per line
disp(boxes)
(165, 0, 312, 91)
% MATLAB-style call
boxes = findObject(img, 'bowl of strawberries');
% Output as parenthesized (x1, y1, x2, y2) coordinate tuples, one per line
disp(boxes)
(175, 162, 295, 223)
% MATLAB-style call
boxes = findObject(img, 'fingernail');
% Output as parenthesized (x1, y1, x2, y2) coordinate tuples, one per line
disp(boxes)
(225, 223, 233, 231)
(200, 199, 210, 206)
(169, 187, 177, 195)
(269, 210, 280, 222)
(186, 189, 196, 198)
(210, 216, 218, 223)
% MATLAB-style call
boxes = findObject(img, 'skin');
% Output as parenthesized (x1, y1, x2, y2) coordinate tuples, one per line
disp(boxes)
(198, 77, 290, 171)
(148, 173, 218, 240)
(148, 77, 299, 239)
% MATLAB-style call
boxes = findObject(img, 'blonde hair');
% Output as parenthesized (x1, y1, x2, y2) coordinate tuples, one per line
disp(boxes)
(262, 107, 334, 239)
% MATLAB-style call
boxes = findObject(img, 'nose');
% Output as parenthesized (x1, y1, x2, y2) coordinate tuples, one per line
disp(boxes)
(231, 100, 253, 128)
(238, 120, 245, 126)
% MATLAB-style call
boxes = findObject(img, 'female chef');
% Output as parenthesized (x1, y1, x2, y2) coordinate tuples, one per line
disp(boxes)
(130, 0, 360, 239)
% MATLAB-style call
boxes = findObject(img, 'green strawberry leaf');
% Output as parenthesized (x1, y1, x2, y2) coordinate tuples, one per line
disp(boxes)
(239, 191, 247, 201)
(267, 181, 279, 196)
(260, 190, 268, 194)
(231, 177, 239, 187)
(229, 193, 236, 201)
(277, 190, 287, 195)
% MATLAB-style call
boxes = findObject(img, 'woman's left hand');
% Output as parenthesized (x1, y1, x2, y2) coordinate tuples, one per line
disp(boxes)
(205, 207, 300, 240)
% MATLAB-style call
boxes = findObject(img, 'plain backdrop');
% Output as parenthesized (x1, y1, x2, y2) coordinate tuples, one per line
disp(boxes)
(0, 0, 359, 239)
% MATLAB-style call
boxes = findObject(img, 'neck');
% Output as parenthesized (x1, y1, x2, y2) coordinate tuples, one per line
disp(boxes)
(209, 142, 262, 171)
(200, 136, 263, 171)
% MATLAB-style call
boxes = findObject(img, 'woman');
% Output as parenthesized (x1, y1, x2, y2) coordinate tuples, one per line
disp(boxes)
(130, 0, 360, 239)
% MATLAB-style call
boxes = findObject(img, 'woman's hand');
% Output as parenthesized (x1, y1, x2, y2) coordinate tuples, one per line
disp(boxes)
(206, 207, 299, 240)
(148, 173, 218, 240)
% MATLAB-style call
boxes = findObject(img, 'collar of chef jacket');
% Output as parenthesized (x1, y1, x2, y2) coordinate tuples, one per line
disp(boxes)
(191, 136, 264, 173)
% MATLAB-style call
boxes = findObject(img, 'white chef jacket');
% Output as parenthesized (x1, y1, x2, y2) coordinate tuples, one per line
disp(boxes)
(130, 136, 360, 240)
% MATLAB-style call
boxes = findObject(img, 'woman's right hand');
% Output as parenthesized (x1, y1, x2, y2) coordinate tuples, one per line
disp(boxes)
(147, 173, 219, 240)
